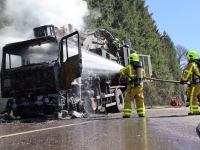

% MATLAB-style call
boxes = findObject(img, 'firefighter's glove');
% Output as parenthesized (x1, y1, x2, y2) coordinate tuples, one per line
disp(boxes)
(129, 79, 141, 87)
(179, 79, 185, 85)
(134, 81, 141, 87)
(119, 76, 127, 84)
(135, 83, 141, 87)
(129, 79, 135, 85)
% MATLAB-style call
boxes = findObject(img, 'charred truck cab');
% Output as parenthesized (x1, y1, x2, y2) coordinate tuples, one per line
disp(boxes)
(1, 25, 82, 118)
(1, 24, 152, 119)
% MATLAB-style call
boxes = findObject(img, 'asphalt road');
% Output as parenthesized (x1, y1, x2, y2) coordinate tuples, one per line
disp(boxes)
(0, 107, 200, 150)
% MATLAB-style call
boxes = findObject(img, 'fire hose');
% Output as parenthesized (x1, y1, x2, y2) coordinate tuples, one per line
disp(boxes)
(122, 75, 183, 106)
(145, 77, 182, 107)
(122, 75, 180, 85)
(145, 77, 180, 83)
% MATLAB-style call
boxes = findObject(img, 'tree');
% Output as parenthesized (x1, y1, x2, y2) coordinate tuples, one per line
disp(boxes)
(175, 45, 188, 71)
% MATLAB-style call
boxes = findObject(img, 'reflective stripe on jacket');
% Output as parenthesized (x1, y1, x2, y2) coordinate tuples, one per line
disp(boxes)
(182, 62, 200, 82)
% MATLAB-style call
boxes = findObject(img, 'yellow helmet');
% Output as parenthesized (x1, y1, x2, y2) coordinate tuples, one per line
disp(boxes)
(186, 50, 198, 61)
(128, 53, 139, 62)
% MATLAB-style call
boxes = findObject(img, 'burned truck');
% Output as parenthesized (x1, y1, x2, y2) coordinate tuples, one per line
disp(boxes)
(1, 24, 152, 119)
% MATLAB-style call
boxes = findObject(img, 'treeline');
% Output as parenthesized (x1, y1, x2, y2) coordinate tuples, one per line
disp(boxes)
(85, 0, 184, 105)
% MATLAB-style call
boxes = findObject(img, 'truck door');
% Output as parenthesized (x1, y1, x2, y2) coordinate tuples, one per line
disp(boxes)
(60, 31, 82, 89)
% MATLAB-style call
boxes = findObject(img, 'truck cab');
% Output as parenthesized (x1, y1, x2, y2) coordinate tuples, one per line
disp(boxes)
(1, 25, 82, 118)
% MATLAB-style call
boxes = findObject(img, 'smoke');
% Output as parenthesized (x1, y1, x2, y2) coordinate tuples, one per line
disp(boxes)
(0, 0, 89, 68)
(0, 0, 120, 73)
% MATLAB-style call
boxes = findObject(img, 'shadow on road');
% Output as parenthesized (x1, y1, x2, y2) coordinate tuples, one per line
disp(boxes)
(196, 127, 200, 138)
(148, 115, 189, 118)
(196, 123, 200, 138)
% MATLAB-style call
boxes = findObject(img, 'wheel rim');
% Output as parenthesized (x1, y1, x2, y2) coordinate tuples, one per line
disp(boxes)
(115, 89, 124, 112)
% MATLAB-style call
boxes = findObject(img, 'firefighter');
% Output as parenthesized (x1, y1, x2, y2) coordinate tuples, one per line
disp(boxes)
(119, 53, 146, 118)
(180, 50, 200, 115)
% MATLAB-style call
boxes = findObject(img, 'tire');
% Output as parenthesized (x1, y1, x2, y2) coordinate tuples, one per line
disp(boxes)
(106, 88, 124, 113)
(84, 93, 95, 114)
(84, 87, 102, 114)
(115, 88, 124, 112)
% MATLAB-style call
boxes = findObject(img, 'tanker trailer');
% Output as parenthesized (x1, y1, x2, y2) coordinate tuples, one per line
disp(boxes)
(79, 28, 152, 113)
(76, 28, 124, 114)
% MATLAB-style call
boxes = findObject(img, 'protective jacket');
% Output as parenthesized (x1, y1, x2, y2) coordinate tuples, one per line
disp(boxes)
(120, 64, 146, 117)
(181, 62, 200, 114)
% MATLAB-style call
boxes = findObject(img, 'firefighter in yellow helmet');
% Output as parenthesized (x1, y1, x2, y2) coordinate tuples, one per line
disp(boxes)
(119, 53, 146, 118)
(180, 50, 200, 115)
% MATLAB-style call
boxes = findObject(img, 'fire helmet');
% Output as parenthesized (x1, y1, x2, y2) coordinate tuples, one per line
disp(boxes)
(186, 50, 198, 61)
(128, 53, 139, 62)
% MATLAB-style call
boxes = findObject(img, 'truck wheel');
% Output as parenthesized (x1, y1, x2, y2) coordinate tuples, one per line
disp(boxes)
(85, 90, 102, 114)
(115, 88, 124, 112)
(106, 88, 124, 113)
(91, 81, 102, 113)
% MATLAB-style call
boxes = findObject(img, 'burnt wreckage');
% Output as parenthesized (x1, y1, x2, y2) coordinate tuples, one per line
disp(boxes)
(1, 24, 152, 119)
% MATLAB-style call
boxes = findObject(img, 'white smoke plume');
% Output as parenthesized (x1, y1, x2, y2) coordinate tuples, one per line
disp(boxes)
(0, 0, 89, 67)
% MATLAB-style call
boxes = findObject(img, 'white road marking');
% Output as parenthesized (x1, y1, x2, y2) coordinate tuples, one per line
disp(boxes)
(0, 121, 93, 139)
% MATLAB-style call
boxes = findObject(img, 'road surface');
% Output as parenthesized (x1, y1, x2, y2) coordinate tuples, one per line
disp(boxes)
(0, 107, 200, 150)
